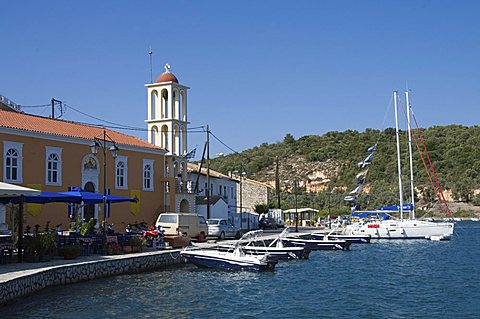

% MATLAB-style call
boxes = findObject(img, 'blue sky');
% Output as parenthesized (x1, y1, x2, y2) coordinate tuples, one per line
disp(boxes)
(1, 1, 479, 158)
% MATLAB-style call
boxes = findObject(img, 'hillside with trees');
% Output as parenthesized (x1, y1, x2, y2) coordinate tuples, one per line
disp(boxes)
(209, 125, 480, 217)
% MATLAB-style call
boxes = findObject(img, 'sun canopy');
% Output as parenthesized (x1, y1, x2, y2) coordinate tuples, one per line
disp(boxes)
(377, 203, 413, 212)
(0, 190, 136, 204)
(0, 182, 41, 197)
(60, 190, 137, 204)
(351, 211, 390, 220)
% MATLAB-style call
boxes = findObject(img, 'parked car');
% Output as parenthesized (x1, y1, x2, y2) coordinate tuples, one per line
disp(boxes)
(259, 217, 277, 230)
(155, 213, 208, 240)
(207, 219, 241, 240)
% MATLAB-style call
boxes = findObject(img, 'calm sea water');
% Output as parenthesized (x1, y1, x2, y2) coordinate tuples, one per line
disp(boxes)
(2, 222, 480, 319)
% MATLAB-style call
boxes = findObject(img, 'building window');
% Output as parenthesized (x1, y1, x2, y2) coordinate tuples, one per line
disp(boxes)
(45, 146, 62, 186)
(47, 154, 59, 183)
(116, 162, 125, 188)
(115, 156, 128, 189)
(219, 185, 222, 195)
(5, 149, 18, 181)
(144, 165, 151, 189)
(143, 159, 154, 191)
(3, 141, 23, 183)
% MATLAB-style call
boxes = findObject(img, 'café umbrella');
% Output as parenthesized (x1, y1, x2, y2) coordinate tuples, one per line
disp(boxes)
(0, 190, 136, 262)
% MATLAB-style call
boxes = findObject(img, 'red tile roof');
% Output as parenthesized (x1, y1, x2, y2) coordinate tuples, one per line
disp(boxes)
(0, 109, 163, 151)
(156, 71, 179, 83)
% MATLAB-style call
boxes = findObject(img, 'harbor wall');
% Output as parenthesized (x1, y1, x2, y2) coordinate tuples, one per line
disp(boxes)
(0, 251, 184, 306)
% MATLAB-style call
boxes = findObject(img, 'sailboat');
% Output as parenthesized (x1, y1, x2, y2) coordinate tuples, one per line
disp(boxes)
(344, 91, 454, 240)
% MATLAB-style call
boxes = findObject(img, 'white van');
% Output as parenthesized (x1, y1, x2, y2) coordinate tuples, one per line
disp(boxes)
(155, 213, 208, 240)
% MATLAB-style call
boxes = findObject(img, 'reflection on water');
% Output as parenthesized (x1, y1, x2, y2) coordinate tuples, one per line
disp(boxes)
(2, 222, 480, 319)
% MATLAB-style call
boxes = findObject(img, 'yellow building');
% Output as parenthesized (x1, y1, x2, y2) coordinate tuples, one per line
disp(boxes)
(0, 106, 167, 232)
(0, 66, 201, 233)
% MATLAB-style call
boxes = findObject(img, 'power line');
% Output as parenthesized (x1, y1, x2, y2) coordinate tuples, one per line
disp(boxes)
(65, 103, 206, 134)
(65, 103, 141, 130)
(209, 130, 241, 155)
(19, 103, 51, 108)
(20, 101, 237, 155)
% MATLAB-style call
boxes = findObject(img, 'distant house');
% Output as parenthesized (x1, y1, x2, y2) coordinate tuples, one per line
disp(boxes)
(187, 163, 238, 217)
(195, 195, 228, 220)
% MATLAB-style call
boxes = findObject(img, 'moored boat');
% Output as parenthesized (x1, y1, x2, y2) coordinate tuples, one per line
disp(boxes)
(309, 232, 371, 244)
(344, 218, 454, 240)
(180, 246, 277, 271)
(219, 229, 310, 260)
(280, 236, 351, 251)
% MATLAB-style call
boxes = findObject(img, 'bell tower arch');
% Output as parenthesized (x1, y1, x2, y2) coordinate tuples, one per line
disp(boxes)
(145, 64, 189, 157)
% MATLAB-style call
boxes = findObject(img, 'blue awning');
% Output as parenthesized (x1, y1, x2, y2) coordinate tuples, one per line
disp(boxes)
(377, 203, 413, 211)
(351, 211, 390, 220)
(59, 190, 137, 204)
(0, 191, 80, 204)
(0, 190, 136, 205)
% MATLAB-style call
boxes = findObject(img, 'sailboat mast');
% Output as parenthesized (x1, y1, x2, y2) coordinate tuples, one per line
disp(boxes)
(405, 91, 415, 220)
(394, 91, 404, 221)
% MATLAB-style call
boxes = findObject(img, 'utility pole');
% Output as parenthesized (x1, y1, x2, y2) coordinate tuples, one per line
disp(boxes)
(294, 180, 299, 232)
(206, 125, 211, 219)
(275, 156, 281, 209)
(51, 98, 62, 119)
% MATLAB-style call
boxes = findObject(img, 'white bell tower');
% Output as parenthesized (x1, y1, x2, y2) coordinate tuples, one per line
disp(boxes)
(145, 64, 189, 157)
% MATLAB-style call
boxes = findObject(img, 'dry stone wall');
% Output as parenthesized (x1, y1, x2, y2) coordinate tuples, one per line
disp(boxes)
(0, 251, 184, 306)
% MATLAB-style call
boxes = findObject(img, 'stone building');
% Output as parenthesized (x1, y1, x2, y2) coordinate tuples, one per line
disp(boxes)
(238, 177, 273, 213)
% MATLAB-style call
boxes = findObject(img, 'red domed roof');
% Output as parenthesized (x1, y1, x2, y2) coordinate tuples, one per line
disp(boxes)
(156, 72, 179, 83)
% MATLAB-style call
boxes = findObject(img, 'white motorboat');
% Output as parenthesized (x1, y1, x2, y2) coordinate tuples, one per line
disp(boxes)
(180, 247, 277, 271)
(181, 231, 278, 271)
(218, 229, 310, 260)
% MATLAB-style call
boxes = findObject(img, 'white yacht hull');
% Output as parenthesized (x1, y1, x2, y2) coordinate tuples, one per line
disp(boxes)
(344, 219, 454, 239)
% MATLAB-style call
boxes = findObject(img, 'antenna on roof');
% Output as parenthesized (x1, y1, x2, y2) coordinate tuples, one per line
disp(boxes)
(148, 46, 153, 83)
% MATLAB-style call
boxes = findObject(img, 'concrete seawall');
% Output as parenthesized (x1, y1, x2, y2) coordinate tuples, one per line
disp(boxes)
(0, 250, 184, 306)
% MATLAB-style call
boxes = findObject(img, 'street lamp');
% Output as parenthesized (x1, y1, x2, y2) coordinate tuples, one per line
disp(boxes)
(294, 180, 299, 232)
(234, 170, 246, 230)
(90, 129, 118, 251)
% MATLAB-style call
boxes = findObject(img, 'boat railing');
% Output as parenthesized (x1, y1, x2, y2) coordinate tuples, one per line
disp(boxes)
(268, 227, 291, 247)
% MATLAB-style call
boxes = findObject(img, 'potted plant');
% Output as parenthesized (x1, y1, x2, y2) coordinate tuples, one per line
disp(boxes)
(38, 232, 57, 262)
(59, 244, 82, 260)
(123, 242, 133, 253)
(129, 236, 146, 253)
(107, 242, 122, 255)
(22, 235, 42, 262)
(80, 218, 97, 236)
